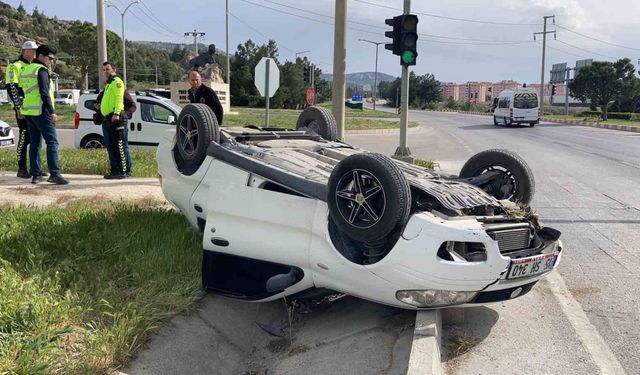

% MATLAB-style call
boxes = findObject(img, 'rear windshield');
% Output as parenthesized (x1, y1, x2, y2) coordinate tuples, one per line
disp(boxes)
(514, 93, 538, 109)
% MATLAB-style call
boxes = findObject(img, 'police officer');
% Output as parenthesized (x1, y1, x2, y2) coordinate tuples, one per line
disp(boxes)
(20, 45, 68, 185)
(5, 41, 38, 178)
(100, 61, 130, 179)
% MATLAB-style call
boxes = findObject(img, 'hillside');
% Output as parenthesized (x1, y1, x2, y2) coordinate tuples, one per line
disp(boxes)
(320, 71, 397, 87)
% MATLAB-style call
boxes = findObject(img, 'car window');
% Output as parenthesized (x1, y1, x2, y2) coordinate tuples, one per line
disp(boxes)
(83, 99, 97, 110)
(498, 98, 510, 108)
(139, 100, 176, 124)
(514, 94, 538, 109)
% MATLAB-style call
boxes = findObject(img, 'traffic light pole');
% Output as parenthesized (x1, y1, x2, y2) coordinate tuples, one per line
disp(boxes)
(393, 0, 413, 163)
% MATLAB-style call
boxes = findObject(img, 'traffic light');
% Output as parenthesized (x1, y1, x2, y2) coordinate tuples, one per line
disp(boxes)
(385, 14, 419, 66)
(303, 64, 310, 83)
(551, 85, 557, 95)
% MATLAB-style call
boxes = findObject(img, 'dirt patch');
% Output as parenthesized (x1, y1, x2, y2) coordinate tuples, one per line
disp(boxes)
(569, 285, 601, 301)
(0, 172, 166, 208)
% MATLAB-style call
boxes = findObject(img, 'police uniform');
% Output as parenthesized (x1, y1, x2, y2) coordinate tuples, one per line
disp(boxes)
(20, 45, 68, 185)
(100, 74, 130, 177)
(5, 55, 31, 177)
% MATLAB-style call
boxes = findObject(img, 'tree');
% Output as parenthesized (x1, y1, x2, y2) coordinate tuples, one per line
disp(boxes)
(612, 58, 640, 112)
(569, 61, 621, 120)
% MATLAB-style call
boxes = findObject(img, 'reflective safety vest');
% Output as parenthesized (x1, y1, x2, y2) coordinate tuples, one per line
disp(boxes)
(100, 75, 125, 117)
(19, 63, 54, 117)
(4, 59, 27, 86)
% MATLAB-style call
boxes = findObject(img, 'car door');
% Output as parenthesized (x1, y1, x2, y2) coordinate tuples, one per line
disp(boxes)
(134, 99, 178, 147)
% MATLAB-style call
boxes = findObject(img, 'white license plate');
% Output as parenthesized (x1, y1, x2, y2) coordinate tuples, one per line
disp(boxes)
(0, 139, 13, 147)
(507, 253, 558, 279)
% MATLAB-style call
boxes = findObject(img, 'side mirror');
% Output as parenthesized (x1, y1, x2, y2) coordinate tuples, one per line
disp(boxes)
(167, 115, 176, 124)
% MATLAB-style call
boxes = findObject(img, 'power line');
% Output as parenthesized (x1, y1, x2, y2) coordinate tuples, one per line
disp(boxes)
(228, 11, 296, 53)
(546, 45, 587, 59)
(419, 39, 534, 46)
(554, 39, 616, 60)
(354, 0, 541, 26)
(113, 0, 176, 39)
(137, 0, 180, 36)
(556, 24, 640, 52)
(240, 0, 533, 45)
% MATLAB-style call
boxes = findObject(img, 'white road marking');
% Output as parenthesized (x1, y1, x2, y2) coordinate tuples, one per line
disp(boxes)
(547, 270, 627, 375)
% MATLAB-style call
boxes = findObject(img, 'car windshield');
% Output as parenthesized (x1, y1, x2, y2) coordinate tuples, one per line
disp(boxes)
(160, 98, 182, 114)
(514, 94, 538, 109)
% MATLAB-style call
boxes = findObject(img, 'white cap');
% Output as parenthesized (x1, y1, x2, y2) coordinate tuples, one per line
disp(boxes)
(21, 41, 38, 50)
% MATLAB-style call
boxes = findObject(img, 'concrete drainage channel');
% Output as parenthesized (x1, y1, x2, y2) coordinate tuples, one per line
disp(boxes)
(122, 295, 428, 375)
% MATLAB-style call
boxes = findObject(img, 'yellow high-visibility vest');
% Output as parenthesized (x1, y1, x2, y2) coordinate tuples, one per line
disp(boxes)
(19, 63, 55, 117)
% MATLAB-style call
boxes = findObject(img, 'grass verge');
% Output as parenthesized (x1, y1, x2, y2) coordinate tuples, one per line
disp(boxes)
(0, 105, 76, 126)
(0, 200, 203, 374)
(228, 106, 406, 129)
(0, 149, 158, 176)
(544, 115, 640, 128)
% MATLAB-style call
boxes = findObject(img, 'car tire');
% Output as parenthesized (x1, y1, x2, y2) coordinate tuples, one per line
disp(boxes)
(529, 121, 537, 127)
(296, 106, 338, 141)
(327, 153, 411, 242)
(459, 149, 535, 204)
(175, 104, 219, 174)
(504, 117, 512, 126)
(80, 135, 104, 149)
(493, 116, 499, 126)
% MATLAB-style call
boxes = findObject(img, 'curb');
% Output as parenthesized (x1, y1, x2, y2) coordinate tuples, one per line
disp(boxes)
(407, 310, 443, 375)
(541, 117, 640, 133)
(345, 126, 420, 135)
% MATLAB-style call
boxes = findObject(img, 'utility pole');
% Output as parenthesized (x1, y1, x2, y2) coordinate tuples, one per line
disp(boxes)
(332, 0, 347, 140)
(564, 67, 574, 115)
(105, 0, 139, 87)
(358, 39, 385, 111)
(96, 0, 108, 89)
(185, 29, 206, 56)
(534, 15, 555, 116)
(226, 0, 230, 84)
(392, 0, 412, 162)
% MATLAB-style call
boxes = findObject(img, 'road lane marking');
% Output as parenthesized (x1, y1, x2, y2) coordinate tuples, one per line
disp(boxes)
(547, 270, 627, 375)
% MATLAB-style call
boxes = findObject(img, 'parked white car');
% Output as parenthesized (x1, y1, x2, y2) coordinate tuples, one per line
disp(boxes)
(492, 88, 540, 127)
(155, 105, 563, 310)
(0, 120, 15, 148)
(74, 92, 181, 148)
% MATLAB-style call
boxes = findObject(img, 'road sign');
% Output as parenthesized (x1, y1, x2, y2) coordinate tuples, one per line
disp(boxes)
(550, 62, 567, 84)
(351, 93, 363, 102)
(254, 57, 280, 98)
(575, 59, 593, 77)
(306, 87, 315, 105)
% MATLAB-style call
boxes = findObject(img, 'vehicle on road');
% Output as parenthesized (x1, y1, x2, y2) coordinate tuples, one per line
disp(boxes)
(0, 120, 15, 148)
(74, 91, 181, 149)
(493, 89, 540, 127)
(157, 105, 563, 309)
(55, 89, 81, 106)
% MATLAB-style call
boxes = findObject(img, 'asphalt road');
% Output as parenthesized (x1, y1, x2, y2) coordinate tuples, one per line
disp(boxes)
(348, 110, 639, 375)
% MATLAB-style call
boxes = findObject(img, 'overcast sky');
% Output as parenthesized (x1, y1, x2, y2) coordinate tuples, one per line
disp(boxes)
(7, 0, 640, 83)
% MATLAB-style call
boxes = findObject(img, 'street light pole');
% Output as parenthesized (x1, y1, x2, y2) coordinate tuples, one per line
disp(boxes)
(358, 39, 384, 111)
(106, 0, 139, 86)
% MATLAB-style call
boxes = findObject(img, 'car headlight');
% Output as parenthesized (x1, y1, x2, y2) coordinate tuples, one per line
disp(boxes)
(396, 289, 478, 308)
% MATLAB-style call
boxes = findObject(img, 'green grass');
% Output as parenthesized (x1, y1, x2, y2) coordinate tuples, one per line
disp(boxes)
(0, 201, 203, 374)
(415, 158, 436, 169)
(316, 102, 399, 118)
(227, 106, 404, 129)
(0, 149, 158, 176)
(0, 105, 77, 126)
(544, 114, 640, 128)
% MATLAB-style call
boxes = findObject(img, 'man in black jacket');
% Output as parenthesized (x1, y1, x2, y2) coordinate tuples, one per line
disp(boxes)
(187, 70, 223, 125)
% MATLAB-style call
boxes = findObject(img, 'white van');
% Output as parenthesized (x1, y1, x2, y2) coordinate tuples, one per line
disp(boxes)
(492, 89, 539, 127)
(55, 89, 81, 106)
(74, 92, 181, 148)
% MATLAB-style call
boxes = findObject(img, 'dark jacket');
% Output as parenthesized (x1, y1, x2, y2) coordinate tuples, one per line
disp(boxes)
(95, 90, 137, 118)
(34, 61, 55, 116)
(188, 84, 223, 125)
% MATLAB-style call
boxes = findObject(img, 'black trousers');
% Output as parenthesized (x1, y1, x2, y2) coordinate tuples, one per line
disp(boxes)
(16, 114, 29, 171)
(104, 115, 129, 175)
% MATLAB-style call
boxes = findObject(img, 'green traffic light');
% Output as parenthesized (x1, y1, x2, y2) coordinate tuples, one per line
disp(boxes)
(401, 50, 416, 64)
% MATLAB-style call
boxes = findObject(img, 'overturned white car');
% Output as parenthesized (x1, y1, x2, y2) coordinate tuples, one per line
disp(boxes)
(157, 105, 563, 309)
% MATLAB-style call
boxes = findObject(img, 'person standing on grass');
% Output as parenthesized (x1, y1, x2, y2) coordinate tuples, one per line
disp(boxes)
(95, 80, 136, 177)
(99, 61, 131, 179)
(19, 45, 68, 185)
(187, 70, 223, 125)
(5, 40, 40, 179)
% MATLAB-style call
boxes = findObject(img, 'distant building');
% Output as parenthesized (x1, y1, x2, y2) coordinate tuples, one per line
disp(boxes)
(441, 82, 459, 101)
